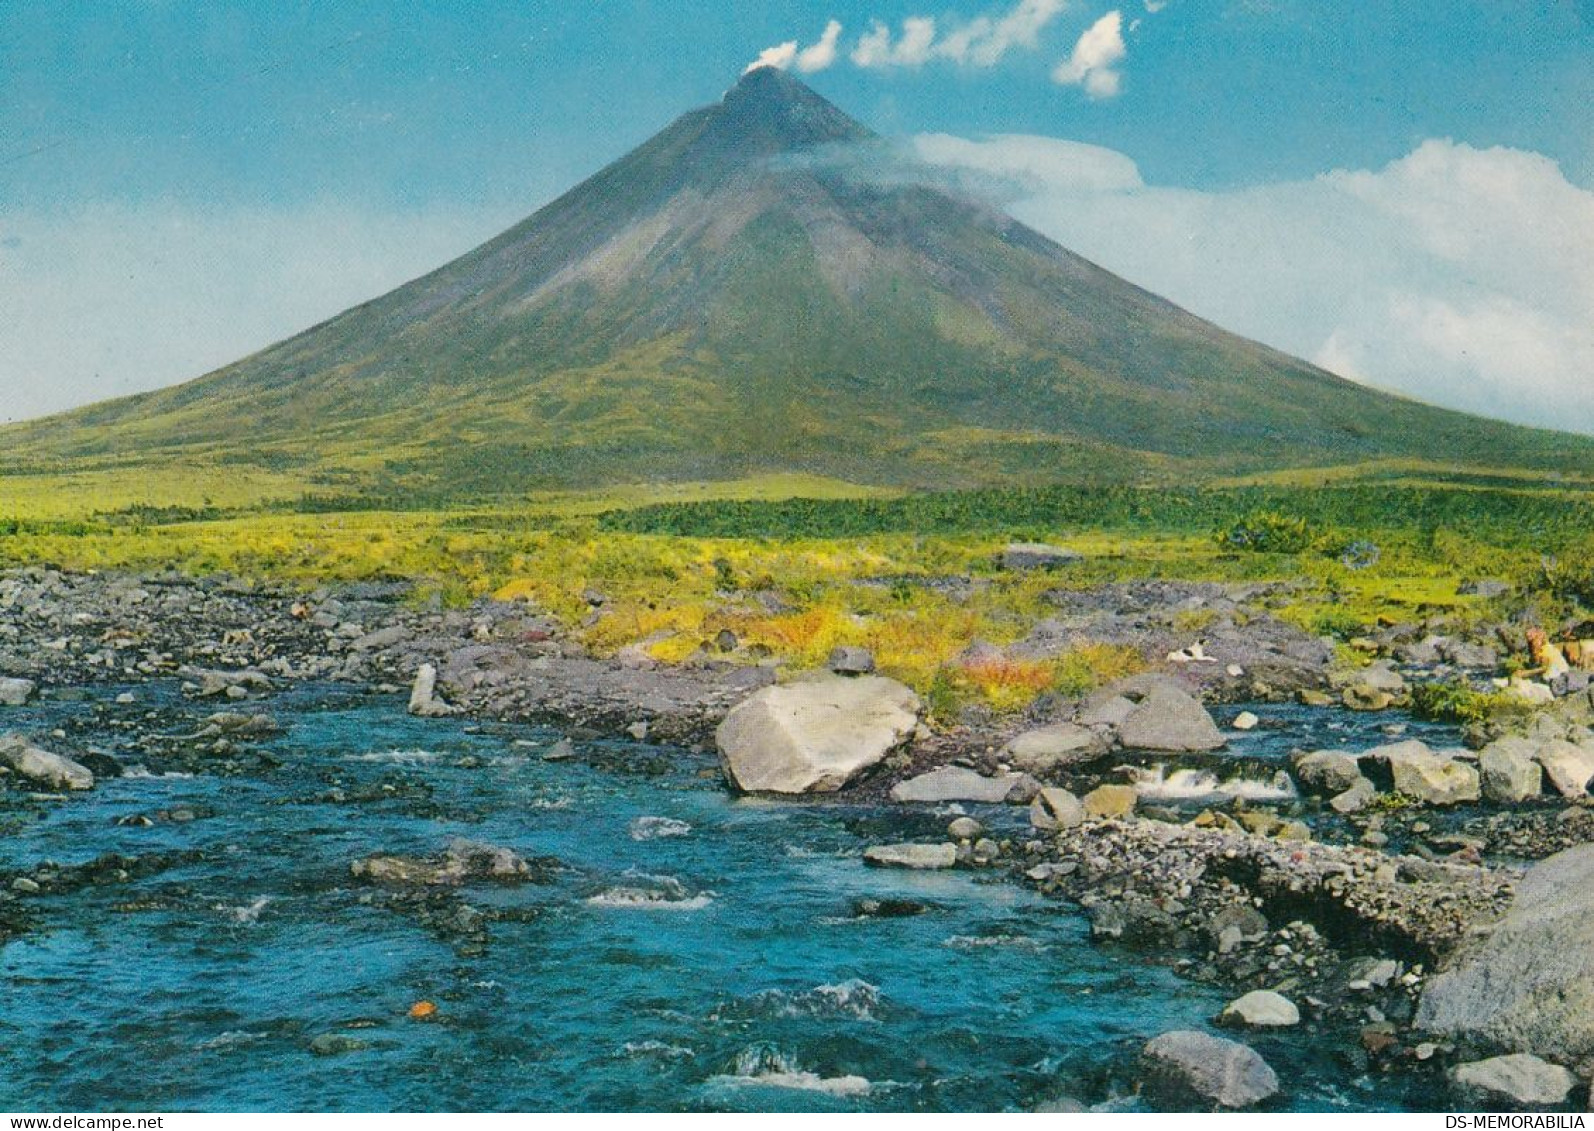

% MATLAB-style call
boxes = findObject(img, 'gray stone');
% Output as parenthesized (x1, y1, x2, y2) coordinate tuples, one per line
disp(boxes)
(1029, 787, 1085, 832)
(407, 663, 454, 717)
(1076, 693, 1136, 729)
(1117, 686, 1225, 752)
(1452, 1054, 1575, 1106)
(1001, 722, 1107, 774)
(1419, 843, 1594, 1062)
(890, 765, 1027, 804)
(0, 678, 37, 707)
(1536, 740, 1594, 799)
(0, 734, 94, 791)
(947, 816, 983, 840)
(1140, 1030, 1279, 1109)
(717, 675, 921, 794)
(1000, 542, 1083, 571)
(863, 843, 957, 870)
(1357, 663, 1407, 693)
(825, 646, 876, 676)
(350, 625, 409, 651)
(1480, 738, 1544, 803)
(1292, 750, 1365, 796)
(1330, 777, 1378, 814)
(1219, 990, 1301, 1028)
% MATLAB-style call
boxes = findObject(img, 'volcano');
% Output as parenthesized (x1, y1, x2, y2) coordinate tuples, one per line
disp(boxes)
(8, 67, 1589, 492)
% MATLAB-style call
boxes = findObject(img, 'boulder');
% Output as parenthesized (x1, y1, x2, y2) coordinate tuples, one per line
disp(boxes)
(1390, 751, 1480, 806)
(1451, 1054, 1575, 1107)
(947, 816, 983, 840)
(0, 678, 37, 707)
(0, 734, 94, 791)
(1231, 711, 1260, 731)
(1418, 843, 1594, 1062)
(1291, 750, 1364, 796)
(1000, 542, 1083, 571)
(825, 646, 875, 676)
(1029, 787, 1085, 832)
(1218, 990, 1301, 1029)
(1117, 686, 1225, 752)
(863, 843, 957, 870)
(407, 663, 454, 718)
(716, 675, 921, 794)
(351, 838, 535, 886)
(1140, 1030, 1279, 1109)
(1362, 740, 1480, 805)
(1083, 783, 1138, 819)
(1329, 777, 1378, 814)
(1076, 693, 1136, 729)
(1536, 740, 1594, 799)
(889, 765, 1028, 804)
(1479, 738, 1544, 803)
(1357, 663, 1407, 692)
(1001, 722, 1108, 774)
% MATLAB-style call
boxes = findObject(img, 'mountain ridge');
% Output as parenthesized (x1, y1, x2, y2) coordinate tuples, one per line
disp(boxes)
(7, 67, 1592, 494)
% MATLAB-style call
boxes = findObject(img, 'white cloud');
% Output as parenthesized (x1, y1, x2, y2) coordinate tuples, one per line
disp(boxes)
(744, 41, 799, 75)
(796, 20, 844, 73)
(748, 21, 845, 76)
(0, 200, 516, 424)
(852, 1, 1067, 69)
(911, 133, 1594, 434)
(1053, 11, 1126, 97)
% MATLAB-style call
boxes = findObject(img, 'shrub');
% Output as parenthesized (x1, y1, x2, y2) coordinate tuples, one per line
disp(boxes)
(1216, 511, 1324, 554)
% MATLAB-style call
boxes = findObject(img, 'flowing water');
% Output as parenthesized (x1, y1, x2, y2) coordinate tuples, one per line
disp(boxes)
(0, 684, 1459, 1111)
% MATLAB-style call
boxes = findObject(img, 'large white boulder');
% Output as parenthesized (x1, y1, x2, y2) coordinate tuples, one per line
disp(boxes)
(1419, 843, 1594, 1063)
(716, 674, 921, 794)
(1117, 686, 1225, 752)
(0, 733, 94, 791)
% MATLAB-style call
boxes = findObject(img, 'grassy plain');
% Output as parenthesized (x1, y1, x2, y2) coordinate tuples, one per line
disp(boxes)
(4, 462, 1591, 715)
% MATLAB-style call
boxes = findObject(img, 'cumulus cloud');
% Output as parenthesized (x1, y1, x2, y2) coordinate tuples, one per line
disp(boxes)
(1053, 11, 1126, 97)
(747, 21, 845, 76)
(911, 133, 1594, 434)
(0, 200, 515, 424)
(853, 0, 1067, 69)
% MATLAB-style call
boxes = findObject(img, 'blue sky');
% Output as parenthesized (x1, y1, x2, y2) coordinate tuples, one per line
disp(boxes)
(3, 1, 1591, 429)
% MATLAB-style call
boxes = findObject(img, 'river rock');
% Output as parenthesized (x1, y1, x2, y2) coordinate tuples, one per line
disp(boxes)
(889, 765, 1028, 804)
(351, 838, 534, 886)
(947, 816, 983, 840)
(1029, 787, 1085, 832)
(1390, 750, 1480, 806)
(1535, 740, 1594, 799)
(1418, 843, 1594, 1062)
(1357, 663, 1407, 693)
(1292, 750, 1365, 796)
(1001, 722, 1107, 774)
(1452, 1054, 1575, 1106)
(408, 663, 453, 718)
(717, 675, 921, 794)
(0, 678, 36, 706)
(1083, 783, 1138, 819)
(1231, 711, 1260, 731)
(0, 733, 95, 790)
(1140, 1030, 1279, 1109)
(1000, 542, 1082, 570)
(1117, 686, 1225, 752)
(1330, 777, 1378, 814)
(863, 843, 957, 870)
(1076, 693, 1136, 729)
(1479, 738, 1543, 803)
(1219, 990, 1301, 1028)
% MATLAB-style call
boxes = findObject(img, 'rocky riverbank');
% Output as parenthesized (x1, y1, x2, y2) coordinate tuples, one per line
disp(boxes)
(5, 565, 1594, 1109)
